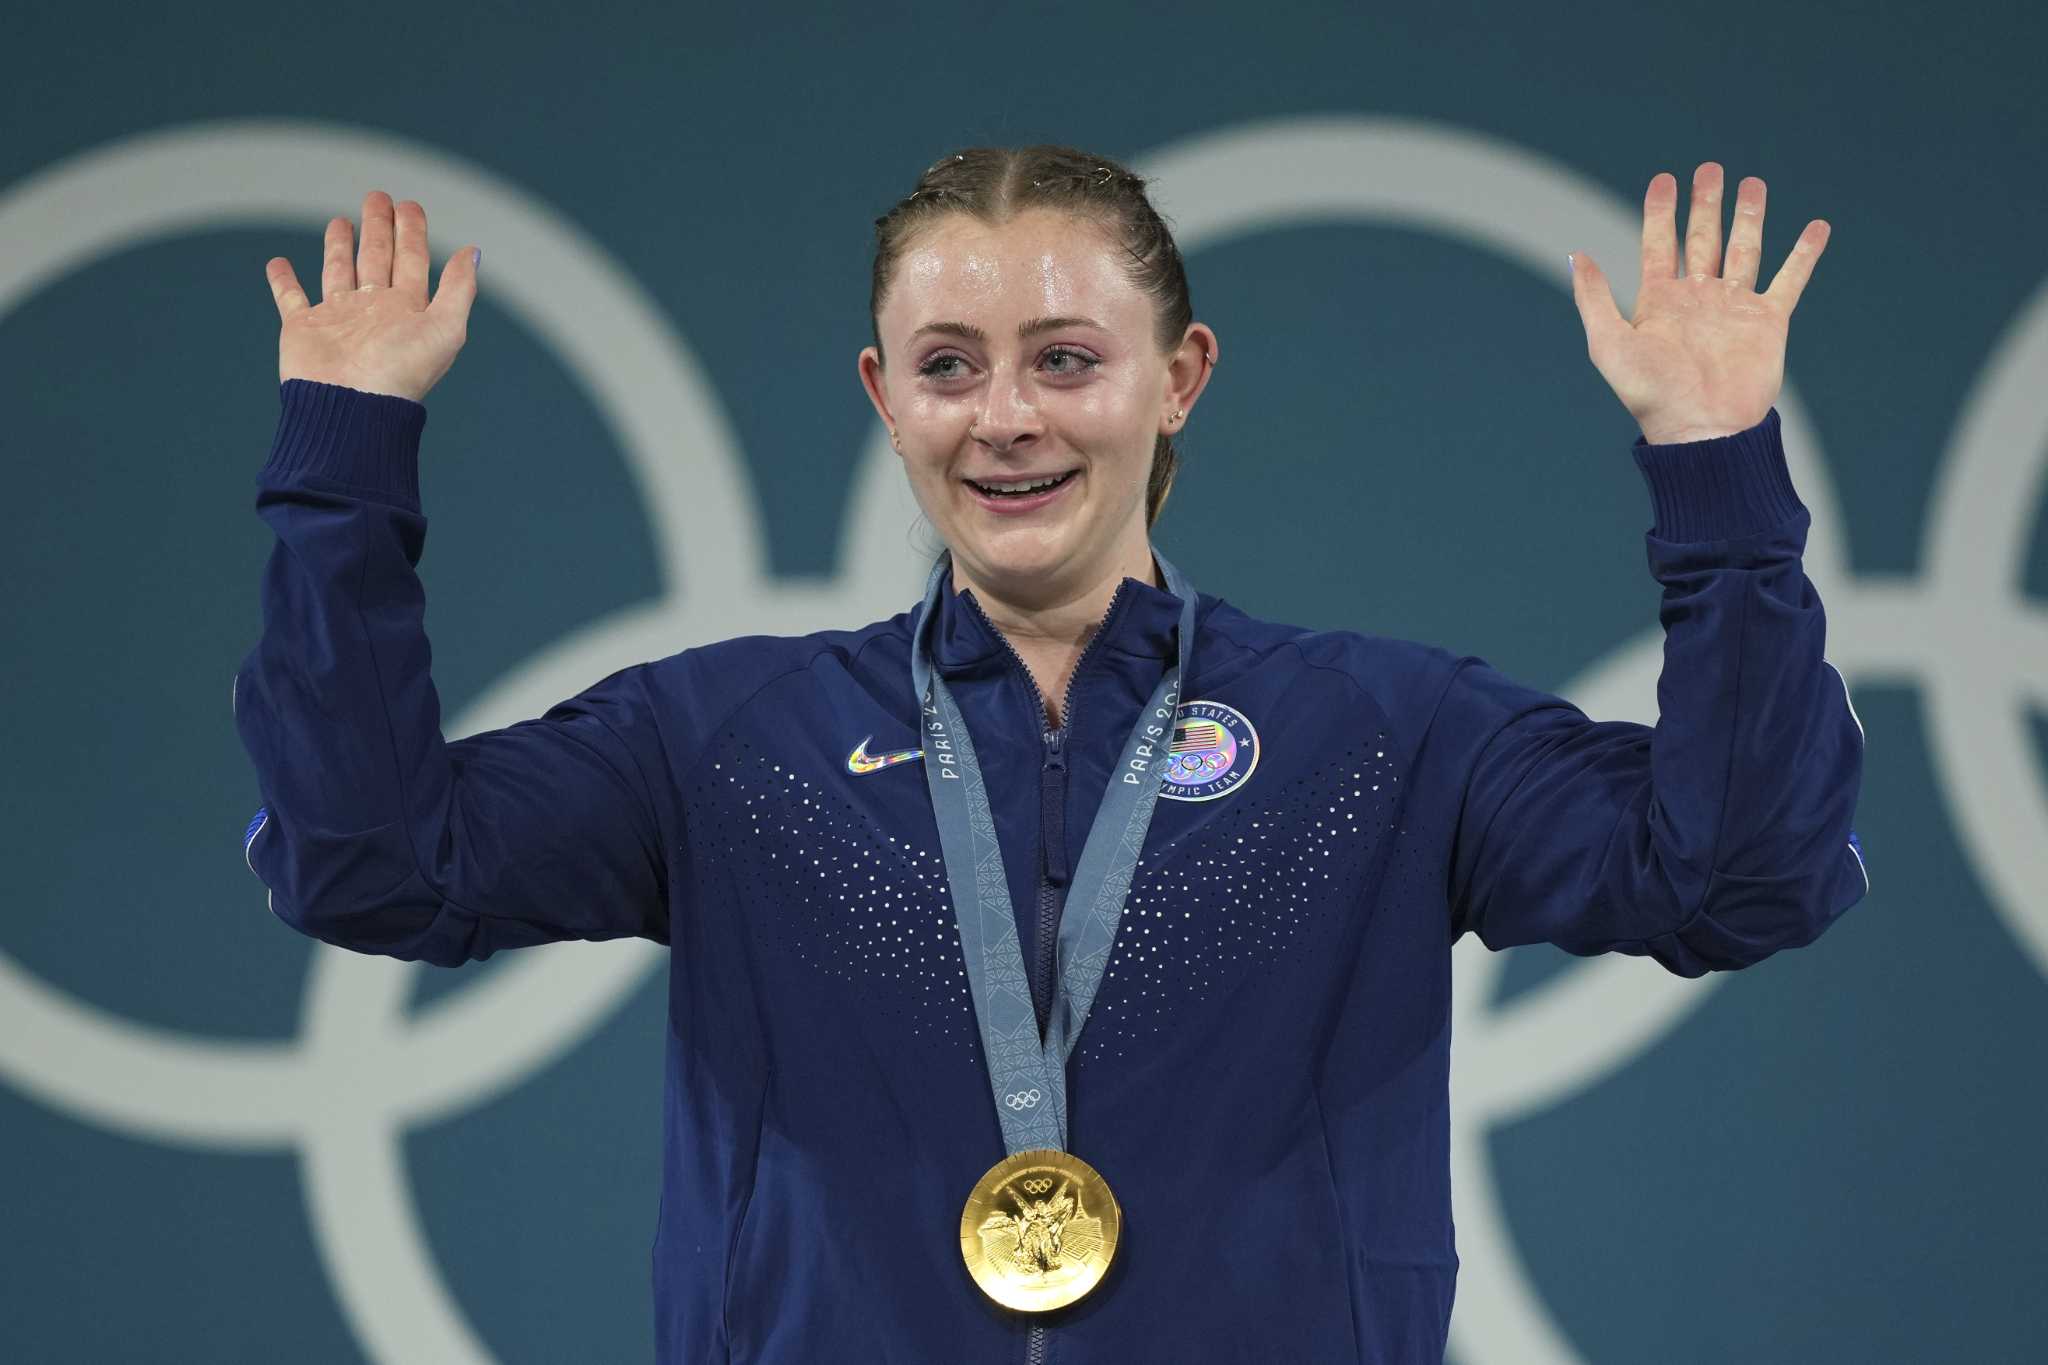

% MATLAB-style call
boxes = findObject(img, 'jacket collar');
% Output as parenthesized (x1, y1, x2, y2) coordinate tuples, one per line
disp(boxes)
(925, 567, 1190, 682)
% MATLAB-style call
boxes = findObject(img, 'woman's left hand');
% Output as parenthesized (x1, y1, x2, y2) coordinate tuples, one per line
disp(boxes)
(1569, 162, 1830, 445)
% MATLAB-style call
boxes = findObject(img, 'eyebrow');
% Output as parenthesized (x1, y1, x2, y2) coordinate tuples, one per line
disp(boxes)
(908, 315, 1104, 345)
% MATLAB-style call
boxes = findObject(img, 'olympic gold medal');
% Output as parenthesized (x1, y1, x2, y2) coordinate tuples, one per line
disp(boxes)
(959, 1148, 1121, 1312)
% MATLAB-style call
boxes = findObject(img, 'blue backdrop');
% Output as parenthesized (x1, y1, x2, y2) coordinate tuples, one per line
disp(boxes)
(5, 2, 2045, 1361)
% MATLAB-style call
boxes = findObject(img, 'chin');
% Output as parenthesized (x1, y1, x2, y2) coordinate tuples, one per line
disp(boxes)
(957, 531, 1082, 591)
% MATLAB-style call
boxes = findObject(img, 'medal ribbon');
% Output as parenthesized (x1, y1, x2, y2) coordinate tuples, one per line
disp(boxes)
(911, 548, 1197, 1154)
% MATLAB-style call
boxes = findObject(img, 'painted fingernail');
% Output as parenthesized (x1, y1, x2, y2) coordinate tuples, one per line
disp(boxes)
(472, 247, 482, 272)
(1565, 252, 1575, 276)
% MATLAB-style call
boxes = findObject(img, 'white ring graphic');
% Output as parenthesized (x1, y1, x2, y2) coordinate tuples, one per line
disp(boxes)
(2, 115, 2042, 1365)
(0, 117, 916, 1365)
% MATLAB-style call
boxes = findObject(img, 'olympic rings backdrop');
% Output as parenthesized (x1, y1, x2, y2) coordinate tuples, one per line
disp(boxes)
(4, 4, 2044, 1361)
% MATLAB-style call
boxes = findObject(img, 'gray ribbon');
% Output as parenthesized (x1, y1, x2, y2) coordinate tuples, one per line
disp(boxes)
(911, 549, 1197, 1154)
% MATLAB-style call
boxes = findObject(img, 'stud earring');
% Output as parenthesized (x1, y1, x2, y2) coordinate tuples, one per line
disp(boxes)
(1171, 408, 1185, 422)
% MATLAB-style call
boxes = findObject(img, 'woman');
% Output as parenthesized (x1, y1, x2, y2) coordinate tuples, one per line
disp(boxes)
(240, 145, 1865, 1363)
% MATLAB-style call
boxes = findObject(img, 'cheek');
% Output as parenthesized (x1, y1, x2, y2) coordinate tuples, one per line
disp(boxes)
(897, 389, 975, 451)
(904, 452, 953, 497)
(900, 453, 964, 526)
(899, 387, 952, 422)
(1066, 375, 1158, 470)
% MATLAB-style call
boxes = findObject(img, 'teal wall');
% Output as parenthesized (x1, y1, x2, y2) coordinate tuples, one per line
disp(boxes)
(4, 2, 2044, 1360)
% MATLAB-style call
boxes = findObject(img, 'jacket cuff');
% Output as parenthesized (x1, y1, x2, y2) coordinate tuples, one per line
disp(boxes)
(1631, 407, 1804, 542)
(261, 379, 427, 506)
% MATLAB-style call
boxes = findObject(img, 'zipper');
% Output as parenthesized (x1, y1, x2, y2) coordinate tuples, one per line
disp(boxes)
(1033, 725, 1069, 1038)
(960, 582, 1130, 1034)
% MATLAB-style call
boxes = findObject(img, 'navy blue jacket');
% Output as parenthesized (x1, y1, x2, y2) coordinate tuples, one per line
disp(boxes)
(235, 379, 1868, 1363)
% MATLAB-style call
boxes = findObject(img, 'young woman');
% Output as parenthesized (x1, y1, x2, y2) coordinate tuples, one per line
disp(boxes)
(241, 145, 1865, 1363)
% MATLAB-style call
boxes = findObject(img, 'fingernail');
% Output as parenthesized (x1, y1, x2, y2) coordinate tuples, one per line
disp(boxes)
(1565, 252, 1575, 276)
(472, 247, 482, 272)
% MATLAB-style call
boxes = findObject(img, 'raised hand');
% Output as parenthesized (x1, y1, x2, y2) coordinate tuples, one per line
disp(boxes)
(264, 191, 480, 404)
(1569, 162, 1830, 445)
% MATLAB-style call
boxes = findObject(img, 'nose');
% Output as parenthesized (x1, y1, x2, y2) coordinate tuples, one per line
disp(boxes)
(970, 379, 1041, 455)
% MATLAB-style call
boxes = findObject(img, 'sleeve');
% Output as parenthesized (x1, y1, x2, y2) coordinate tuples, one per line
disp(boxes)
(1442, 407, 1869, 977)
(231, 379, 673, 967)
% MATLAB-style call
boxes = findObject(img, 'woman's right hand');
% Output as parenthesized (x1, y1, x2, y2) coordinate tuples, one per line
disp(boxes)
(265, 190, 479, 404)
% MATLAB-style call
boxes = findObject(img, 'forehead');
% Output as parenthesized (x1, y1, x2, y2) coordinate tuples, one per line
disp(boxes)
(883, 207, 1145, 331)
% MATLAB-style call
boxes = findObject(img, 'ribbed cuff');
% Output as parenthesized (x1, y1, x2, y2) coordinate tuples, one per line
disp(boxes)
(1631, 407, 1804, 542)
(260, 379, 427, 506)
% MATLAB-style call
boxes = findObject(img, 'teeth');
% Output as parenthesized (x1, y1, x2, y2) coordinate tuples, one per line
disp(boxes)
(976, 473, 1068, 494)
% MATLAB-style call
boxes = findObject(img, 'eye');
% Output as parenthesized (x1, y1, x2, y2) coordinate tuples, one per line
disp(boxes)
(912, 347, 1101, 382)
(1042, 346, 1101, 375)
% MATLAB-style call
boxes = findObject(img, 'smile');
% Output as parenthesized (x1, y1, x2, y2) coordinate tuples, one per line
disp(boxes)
(963, 470, 1078, 510)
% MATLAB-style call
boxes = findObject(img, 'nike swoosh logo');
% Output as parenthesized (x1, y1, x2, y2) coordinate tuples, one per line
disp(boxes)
(847, 736, 925, 775)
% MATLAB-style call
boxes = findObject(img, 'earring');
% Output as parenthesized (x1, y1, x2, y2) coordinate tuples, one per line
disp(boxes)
(890, 428, 901, 450)
(1171, 408, 1185, 422)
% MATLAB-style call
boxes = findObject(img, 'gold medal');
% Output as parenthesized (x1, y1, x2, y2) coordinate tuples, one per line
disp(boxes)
(959, 1148, 1122, 1312)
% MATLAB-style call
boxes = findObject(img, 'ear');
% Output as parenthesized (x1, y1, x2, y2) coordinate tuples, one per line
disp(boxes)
(1162, 323, 1219, 432)
(857, 345, 899, 451)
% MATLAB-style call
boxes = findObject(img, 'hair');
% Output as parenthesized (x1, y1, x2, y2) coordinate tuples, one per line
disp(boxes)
(869, 145, 1195, 528)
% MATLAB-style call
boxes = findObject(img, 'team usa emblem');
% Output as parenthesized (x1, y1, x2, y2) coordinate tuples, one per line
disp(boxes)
(1158, 700, 1259, 802)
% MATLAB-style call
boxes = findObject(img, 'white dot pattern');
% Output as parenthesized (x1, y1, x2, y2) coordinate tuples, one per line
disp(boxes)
(690, 739, 977, 1051)
(685, 730, 1408, 1070)
(1074, 737, 1403, 1069)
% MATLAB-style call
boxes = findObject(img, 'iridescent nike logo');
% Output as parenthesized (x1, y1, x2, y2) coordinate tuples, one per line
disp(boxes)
(847, 736, 925, 775)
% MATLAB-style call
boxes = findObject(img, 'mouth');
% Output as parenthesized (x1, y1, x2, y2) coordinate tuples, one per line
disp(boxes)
(962, 469, 1079, 514)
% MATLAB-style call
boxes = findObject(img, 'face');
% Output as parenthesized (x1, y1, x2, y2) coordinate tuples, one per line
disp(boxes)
(859, 207, 1215, 610)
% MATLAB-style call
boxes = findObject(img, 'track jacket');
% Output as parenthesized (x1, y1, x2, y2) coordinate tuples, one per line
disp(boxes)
(234, 379, 1869, 1364)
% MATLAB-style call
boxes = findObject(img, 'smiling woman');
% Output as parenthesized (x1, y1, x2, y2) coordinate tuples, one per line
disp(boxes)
(239, 145, 1868, 1364)
(858, 149, 1221, 724)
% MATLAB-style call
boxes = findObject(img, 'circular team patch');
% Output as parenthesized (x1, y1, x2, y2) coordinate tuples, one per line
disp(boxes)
(1159, 700, 1260, 802)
